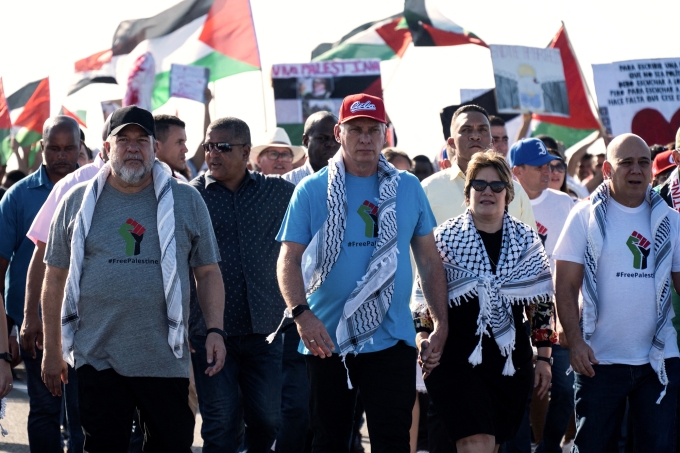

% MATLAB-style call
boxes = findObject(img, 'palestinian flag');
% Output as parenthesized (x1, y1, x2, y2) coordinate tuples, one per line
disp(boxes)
(404, 0, 487, 48)
(312, 15, 412, 62)
(68, 0, 261, 110)
(531, 24, 602, 148)
(0, 79, 11, 165)
(59, 106, 87, 127)
(7, 78, 50, 148)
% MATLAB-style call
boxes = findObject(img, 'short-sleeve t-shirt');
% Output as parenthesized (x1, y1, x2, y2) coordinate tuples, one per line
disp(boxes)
(277, 168, 437, 355)
(45, 180, 220, 378)
(529, 189, 574, 272)
(553, 198, 680, 365)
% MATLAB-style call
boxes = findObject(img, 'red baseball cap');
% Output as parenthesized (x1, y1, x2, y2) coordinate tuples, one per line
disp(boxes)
(338, 94, 387, 124)
(653, 150, 675, 177)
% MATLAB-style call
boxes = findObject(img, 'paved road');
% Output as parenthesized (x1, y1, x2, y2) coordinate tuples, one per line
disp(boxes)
(0, 364, 371, 452)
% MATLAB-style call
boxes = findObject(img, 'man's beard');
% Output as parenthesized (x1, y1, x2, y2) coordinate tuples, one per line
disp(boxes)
(111, 153, 154, 184)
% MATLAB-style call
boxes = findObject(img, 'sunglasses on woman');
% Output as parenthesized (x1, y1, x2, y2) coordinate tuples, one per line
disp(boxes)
(549, 162, 567, 173)
(470, 180, 508, 193)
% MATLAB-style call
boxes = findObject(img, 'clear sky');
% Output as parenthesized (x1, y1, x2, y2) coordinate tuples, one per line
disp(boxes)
(1, 0, 679, 158)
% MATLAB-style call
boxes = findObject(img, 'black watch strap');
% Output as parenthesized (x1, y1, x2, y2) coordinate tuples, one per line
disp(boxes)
(206, 328, 227, 342)
(0, 352, 12, 363)
(292, 304, 311, 318)
(536, 356, 553, 366)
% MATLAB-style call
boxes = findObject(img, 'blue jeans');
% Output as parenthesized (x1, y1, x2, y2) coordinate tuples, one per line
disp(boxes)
(536, 345, 575, 453)
(20, 344, 84, 452)
(277, 328, 310, 453)
(191, 333, 283, 453)
(572, 358, 680, 453)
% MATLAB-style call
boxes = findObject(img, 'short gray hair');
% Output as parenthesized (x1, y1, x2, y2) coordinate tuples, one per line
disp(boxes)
(207, 117, 251, 145)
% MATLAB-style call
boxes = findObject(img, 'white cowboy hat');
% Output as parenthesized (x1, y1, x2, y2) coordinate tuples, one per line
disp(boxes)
(250, 127, 306, 164)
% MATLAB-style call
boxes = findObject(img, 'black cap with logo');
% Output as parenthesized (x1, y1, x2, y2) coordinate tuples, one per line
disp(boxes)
(107, 106, 156, 139)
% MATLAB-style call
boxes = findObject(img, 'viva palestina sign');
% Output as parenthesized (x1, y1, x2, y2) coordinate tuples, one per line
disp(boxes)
(271, 59, 382, 145)
(593, 58, 680, 146)
(490, 45, 569, 116)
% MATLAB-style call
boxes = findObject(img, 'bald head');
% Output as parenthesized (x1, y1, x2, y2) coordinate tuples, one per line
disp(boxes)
(42, 116, 80, 142)
(303, 111, 337, 136)
(606, 133, 650, 162)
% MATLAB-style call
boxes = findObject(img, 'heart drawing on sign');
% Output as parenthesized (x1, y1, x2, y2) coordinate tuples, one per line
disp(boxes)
(631, 108, 680, 146)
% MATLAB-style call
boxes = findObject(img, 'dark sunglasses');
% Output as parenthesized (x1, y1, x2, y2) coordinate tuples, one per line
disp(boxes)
(470, 180, 508, 193)
(549, 162, 567, 173)
(202, 142, 247, 153)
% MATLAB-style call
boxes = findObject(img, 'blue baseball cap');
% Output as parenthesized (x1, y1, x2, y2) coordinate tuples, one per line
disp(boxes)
(510, 138, 561, 167)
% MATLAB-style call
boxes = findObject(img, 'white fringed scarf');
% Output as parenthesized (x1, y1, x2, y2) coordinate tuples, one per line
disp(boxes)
(413, 210, 554, 375)
(583, 182, 673, 402)
(60, 160, 184, 366)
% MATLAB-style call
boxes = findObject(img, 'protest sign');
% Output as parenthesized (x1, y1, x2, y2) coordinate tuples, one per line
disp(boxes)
(271, 59, 382, 145)
(169, 64, 209, 103)
(593, 58, 680, 145)
(490, 45, 569, 116)
(101, 100, 122, 120)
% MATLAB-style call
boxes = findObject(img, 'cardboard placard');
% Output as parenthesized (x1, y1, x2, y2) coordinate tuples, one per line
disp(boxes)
(169, 64, 210, 103)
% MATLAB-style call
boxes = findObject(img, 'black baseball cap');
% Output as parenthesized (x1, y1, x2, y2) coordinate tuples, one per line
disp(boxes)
(107, 106, 156, 139)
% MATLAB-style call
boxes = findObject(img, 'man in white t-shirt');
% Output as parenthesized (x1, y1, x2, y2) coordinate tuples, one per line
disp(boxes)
(511, 138, 575, 453)
(553, 134, 680, 452)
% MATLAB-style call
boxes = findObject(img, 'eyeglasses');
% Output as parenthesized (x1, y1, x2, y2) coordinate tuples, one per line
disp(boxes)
(549, 162, 567, 173)
(202, 142, 247, 153)
(470, 180, 508, 193)
(263, 150, 294, 162)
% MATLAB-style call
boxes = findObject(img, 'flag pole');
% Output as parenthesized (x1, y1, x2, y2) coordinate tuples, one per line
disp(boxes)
(259, 69, 269, 131)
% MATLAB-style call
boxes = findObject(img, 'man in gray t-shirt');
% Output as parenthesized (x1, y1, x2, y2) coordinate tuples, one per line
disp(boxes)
(41, 106, 227, 452)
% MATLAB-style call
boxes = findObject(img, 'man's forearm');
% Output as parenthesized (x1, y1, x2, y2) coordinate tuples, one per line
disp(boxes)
(25, 242, 46, 319)
(195, 264, 225, 331)
(41, 265, 68, 352)
(417, 260, 448, 330)
(277, 244, 308, 310)
(555, 281, 583, 344)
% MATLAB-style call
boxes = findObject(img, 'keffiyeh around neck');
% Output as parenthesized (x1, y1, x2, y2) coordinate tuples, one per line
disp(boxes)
(301, 151, 400, 370)
(583, 181, 673, 402)
(413, 210, 553, 376)
(60, 160, 184, 366)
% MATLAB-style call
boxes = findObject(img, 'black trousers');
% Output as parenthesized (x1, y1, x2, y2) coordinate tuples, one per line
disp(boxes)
(77, 365, 194, 453)
(305, 341, 417, 453)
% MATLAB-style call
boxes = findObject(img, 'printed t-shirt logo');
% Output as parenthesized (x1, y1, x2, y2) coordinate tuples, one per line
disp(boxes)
(119, 218, 146, 256)
(536, 221, 548, 246)
(357, 200, 379, 238)
(350, 100, 376, 113)
(626, 230, 651, 270)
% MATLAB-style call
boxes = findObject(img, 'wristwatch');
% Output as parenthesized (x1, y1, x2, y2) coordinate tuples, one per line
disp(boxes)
(0, 352, 12, 364)
(291, 304, 311, 318)
(206, 328, 227, 342)
(536, 356, 553, 366)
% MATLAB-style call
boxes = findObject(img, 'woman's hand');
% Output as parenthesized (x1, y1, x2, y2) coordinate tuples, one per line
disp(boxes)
(417, 331, 443, 379)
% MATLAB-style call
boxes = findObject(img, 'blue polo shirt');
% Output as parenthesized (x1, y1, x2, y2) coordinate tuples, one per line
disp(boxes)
(0, 165, 55, 326)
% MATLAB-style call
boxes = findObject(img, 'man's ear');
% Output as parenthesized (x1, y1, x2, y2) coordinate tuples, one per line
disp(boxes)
(334, 124, 341, 143)
(153, 138, 160, 155)
(672, 149, 680, 169)
(242, 145, 251, 163)
(302, 134, 309, 148)
(40, 139, 45, 152)
(446, 136, 456, 151)
(602, 160, 613, 179)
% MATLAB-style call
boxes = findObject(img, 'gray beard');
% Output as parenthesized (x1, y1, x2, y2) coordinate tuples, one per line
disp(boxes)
(111, 156, 154, 184)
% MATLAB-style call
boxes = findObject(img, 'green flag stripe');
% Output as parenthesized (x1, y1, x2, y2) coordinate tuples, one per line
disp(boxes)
(15, 128, 42, 148)
(152, 51, 259, 110)
(0, 133, 11, 166)
(532, 122, 597, 149)
(314, 43, 397, 62)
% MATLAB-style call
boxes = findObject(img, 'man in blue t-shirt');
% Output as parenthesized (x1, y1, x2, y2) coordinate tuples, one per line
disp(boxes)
(277, 93, 448, 451)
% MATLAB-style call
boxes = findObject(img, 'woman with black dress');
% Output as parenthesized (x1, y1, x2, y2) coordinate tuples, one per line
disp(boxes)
(412, 151, 557, 453)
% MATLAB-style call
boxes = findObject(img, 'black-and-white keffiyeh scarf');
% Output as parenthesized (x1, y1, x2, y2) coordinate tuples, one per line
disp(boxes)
(412, 210, 553, 376)
(583, 182, 673, 402)
(61, 160, 184, 366)
(301, 151, 399, 372)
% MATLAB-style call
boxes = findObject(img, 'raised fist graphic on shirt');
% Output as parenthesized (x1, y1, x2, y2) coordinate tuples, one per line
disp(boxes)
(536, 222, 548, 246)
(357, 200, 379, 238)
(626, 231, 651, 270)
(118, 218, 146, 256)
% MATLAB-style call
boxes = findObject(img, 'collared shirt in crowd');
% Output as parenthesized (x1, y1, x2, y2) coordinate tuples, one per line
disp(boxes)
(189, 170, 295, 337)
(421, 162, 537, 228)
(27, 154, 105, 245)
(282, 159, 314, 186)
(0, 165, 55, 326)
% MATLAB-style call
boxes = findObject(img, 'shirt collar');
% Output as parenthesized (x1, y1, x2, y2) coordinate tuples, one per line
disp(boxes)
(449, 162, 465, 181)
(26, 165, 55, 190)
(204, 169, 255, 190)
